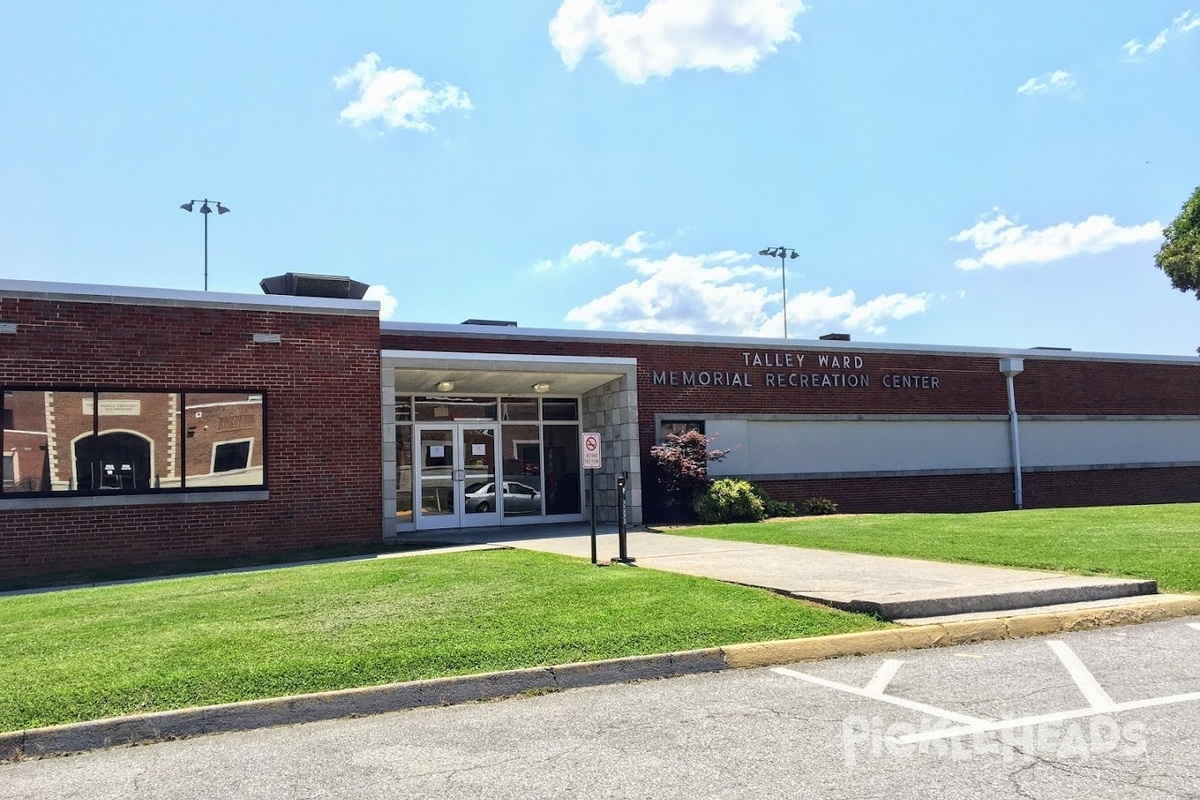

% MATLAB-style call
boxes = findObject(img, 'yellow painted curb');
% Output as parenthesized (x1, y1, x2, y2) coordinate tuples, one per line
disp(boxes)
(723, 626, 945, 669)
(721, 595, 1200, 670)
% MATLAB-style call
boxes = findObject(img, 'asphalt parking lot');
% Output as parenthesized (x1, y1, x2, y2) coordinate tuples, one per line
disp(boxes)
(2, 618, 1197, 800)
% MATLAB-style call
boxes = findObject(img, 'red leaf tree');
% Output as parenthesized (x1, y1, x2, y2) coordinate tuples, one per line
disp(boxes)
(650, 429, 731, 507)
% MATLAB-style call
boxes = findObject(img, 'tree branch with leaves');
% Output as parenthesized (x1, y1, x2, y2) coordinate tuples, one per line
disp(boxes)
(1155, 185, 1200, 299)
(649, 429, 731, 507)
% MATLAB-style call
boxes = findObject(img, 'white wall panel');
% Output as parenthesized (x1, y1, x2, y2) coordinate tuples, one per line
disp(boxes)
(707, 420, 748, 475)
(1022, 419, 1200, 467)
(705, 417, 1200, 479)
(709, 419, 1010, 477)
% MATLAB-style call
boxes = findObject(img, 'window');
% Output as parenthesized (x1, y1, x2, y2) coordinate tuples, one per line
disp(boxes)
(415, 396, 497, 422)
(543, 424, 581, 514)
(184, 393, 264, 488)
(542, 398, 578, 421)
(213, 440, 252, 473)
(660, 420, 705, 440)
(396, 421, 413, 524)
(501, 398, 538, 421)
(0, 388, 265, 496)
(395, 396, 413, 423)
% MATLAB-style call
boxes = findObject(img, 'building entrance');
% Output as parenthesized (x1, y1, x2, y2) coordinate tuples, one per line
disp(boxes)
(414, 424, 501, 529)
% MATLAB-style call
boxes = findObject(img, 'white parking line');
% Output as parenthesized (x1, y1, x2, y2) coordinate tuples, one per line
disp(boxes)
(893, 691, 1200, 745)
(772, 667, 987, 726)
(1188, 623, 1200, 631)
(1047, 640, 1116, 711)
(864, 659, 905, 696)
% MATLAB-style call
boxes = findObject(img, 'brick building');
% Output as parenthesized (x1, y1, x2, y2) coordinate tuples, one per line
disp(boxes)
(3, 277, 1199, 581)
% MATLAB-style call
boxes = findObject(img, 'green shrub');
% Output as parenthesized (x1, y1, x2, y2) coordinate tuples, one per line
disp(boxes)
(802, 497, 839, 516)
(748, 483, 796, 518)
(762, 498, 798, 518)
(694, 478, 766, 523)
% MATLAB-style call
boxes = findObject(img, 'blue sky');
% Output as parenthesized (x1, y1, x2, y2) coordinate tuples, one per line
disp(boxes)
(2, 1, 1198, 355)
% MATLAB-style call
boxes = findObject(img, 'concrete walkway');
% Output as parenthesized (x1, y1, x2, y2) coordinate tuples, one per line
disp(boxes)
(418, 525, 1158, 622)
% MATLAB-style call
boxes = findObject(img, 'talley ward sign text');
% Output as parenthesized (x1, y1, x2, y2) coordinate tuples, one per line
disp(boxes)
(651, 351, 940, 391)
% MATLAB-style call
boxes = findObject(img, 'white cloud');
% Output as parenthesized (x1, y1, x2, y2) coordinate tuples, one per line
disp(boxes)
(1123, 9, 1199, 58)
(537, 231, 652, 270)
(364, 284, 399, 319)
(567, 240, 611, 262)
(620, 231, 648, 254)
(842, 293, 930, 336)
(1016, 70, 1076, 96)
(549, 0, 806, 84)
(951, 209, 1162, 271)
(563, 247, 930, 338)
(333, 53, 471, 132)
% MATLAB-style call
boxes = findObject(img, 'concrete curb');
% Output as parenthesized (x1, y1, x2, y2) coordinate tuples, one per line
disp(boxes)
(828, 578, 1159, 620)
(3, 595, 1197, 763)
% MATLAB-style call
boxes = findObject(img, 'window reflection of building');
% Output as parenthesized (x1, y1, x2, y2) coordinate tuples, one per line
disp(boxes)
(3, 389, 50, 492)
(0, 389, 265, 495)
(395, 398, 414, 522)
(182, 394, 264, 489)
(660, 420, 706, 440)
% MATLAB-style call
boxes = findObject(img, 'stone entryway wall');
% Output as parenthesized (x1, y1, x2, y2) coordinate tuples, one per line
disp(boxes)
(582, 376, 642, 525)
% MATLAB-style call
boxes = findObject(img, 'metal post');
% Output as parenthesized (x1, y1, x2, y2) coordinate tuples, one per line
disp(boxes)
(203, 209, 209, 292)
(615, 472, 633, 564)
(589, 469, 597, 564)
(779, 252, 788, 339)
(1005, 374, 1023, 509)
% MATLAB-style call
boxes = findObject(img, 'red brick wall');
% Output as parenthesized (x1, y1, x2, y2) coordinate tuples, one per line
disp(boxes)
(383, 330, 1200, 518)
(1, 297, 382, 580)
(755, 473, 1015, 514)
(754, 467, 1200, 514)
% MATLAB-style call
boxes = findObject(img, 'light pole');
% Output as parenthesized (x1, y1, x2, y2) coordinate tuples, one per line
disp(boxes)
(758, 246, 799, 338)
(180, 199, 230, 291)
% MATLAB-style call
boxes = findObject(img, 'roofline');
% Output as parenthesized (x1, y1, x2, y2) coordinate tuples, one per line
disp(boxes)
(381, 320, 1200, 366)
(0, 278, 380, 317)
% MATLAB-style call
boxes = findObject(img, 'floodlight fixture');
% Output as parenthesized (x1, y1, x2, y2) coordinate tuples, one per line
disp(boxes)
(180, 198, 230, 291)
(759, 245, 800, 338)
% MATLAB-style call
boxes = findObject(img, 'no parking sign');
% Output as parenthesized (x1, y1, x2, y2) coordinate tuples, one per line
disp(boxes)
(581, 432, 601, 469)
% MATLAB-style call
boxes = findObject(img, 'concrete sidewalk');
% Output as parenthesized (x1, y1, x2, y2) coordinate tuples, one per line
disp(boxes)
(422, 526, 1158, 621)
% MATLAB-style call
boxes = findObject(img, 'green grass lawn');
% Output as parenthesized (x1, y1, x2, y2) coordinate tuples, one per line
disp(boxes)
(669, 503, 1200, 593)
(0, 548, 884, 732)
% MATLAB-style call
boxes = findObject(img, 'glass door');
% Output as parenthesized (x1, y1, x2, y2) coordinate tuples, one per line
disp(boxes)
(459, 426, 500, 527)
(415, 424, 500, 529)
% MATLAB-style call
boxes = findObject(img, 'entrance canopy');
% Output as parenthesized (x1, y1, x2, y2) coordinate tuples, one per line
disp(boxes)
(384, 350, 636, 396)
(381, 351, 642, 535)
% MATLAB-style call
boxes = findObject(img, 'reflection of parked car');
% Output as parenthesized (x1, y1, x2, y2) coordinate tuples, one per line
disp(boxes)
(464, 481, 542, 514)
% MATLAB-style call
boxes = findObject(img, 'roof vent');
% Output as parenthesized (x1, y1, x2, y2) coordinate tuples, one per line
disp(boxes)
(260, 273, 370, 300)
(819, 332, 851, 341)
(461, 318, 517, 327)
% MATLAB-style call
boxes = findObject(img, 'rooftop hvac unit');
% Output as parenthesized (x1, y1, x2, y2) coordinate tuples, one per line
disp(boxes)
(259, 273, 370, 300)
